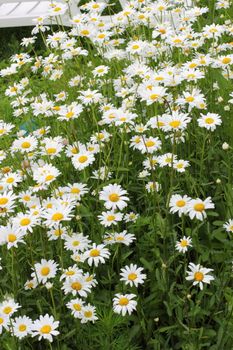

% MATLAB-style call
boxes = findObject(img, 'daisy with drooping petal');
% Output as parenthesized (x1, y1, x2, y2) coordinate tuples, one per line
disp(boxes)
(113, 294, 137, 316)
(186, 263, 214, 290)
(32, 314, 59, 343)
(83, 243, 110, 267)
(99, 184, 129, 210)
(187, 197, 215, 221)
(120, 264, 146, 287)
(175, 236, 192, 253)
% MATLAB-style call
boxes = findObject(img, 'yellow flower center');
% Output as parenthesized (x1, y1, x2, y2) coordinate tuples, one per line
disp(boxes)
(176, 200, 186, 207)
(116, 236, 124, 241)
(145, 140, 155, 147)
(20, 218, 31, 226)
(84, 311, 93, 318)
(41, 267, 50, 276)
(71, 188, 80, 194)
(180, 240, 188, 247)
(40, 325, 52, 334)
(66, 111, 74, 118)
(21, 141, 31, 149)
(132, 44, 140, 50)
(119, 297, 129, 306)
(6, 177, 14, 183)
(66, 271, 75, 276)
(185, 96, 194, 102)
(45, 175, 54, 182)
(194, 203, 205, 212)
(109, 193, 119, 202)
(78, 156, 88, 163)
(80, 30, 90, 36)
(8, 234, 16, 242)
(71, 282, 82, 290)
(46, 148, 56, 154)
(90, 248, 100, 257)
(23, 195, 30, 201)
(150, 94, 159, 101)
(0, 317, 3, 324)
(73, 303, 81, 311)
(194, 271, 204, 281)
(169, 120, 181, 128)
(205, 117, 214, 124)
(128, 273, 137, 281)
(107, 215, 115, 221)
(0, 198, 8, 205)
(72, 240, 80, 247)
(222, 57, 231, 64)
(19, 324, 27, 332)
(3, 306, 12, 314)
(52, 213, 64, 221)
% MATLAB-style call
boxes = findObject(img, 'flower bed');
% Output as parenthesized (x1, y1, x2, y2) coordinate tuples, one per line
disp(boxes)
(0, 0, 233, 349)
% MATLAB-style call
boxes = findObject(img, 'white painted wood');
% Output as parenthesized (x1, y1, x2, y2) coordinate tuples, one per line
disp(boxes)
(0, 0, 192, 29)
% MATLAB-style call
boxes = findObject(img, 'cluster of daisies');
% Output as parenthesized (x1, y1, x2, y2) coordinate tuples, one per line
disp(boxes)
(0, 0, 232, 345)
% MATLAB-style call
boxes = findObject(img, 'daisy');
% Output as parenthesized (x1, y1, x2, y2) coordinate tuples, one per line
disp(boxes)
(63, 233, 90, 252)
(66, 298, 84, 318)
(24, 279, 38, 290)
(120, 264, 146, 287)
(62, 276, 92, 297)
(124, 212, 139, 223)
(98, 210, 123, 227)
(12, 316, 33, 339)
(60, 265, 83, 281)
(65, 183, 89, 200)
(197, 113, 222, 131)
(169, 194, 191, 217)
(173, 160, 190, 173)
(145, 181, 161, 193)
(32, 259, 58, 284)
(99, 184, 129, 210)
(0, 298, 21, 317)
(113, 294, 137, 316)
(2, 226, 26, 249)
(13, 212, 38, 232)
(186, 263, 214, 290)
(42, 204, 74, 227)
(223, 219, 233, 233)
(83, 243, 110, 267)
(1, 172, 22, 189)
(0, 314, 9, 334)
(175, 236, 192, 253)
(32, 314, 59, 343)
(187, 197, 215, 221)
(139, 86, 167, 105)
(80, 304, 98, 323)
(72, 151, 95, 170)
(11, 136, 38, 153)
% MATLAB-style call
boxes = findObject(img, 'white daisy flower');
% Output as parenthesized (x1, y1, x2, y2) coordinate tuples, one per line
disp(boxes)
(175, 236, 192, 253)
(186, 263, 214, 290)
(32, 314, 59, 343)
(83, 243, 110, 267)
(187, 197, 215, 221)
(113, 294, 137, 316)
(99, 184, 129, 210)
(120, 264, 146, 287)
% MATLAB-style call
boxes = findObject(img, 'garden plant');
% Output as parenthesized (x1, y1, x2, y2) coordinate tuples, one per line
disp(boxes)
(0, 0, 233, 349)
